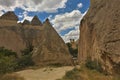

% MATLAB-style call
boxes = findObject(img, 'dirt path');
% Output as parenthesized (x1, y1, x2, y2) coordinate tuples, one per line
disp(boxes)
(15, 66, 74, 80)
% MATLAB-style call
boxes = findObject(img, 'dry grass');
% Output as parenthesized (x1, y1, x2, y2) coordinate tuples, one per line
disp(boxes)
(58, 65, 119, 80)
(0, 74, 24, 80)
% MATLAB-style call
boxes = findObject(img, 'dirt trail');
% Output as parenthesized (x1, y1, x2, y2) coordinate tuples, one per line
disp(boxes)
(15, 66, 74, 80)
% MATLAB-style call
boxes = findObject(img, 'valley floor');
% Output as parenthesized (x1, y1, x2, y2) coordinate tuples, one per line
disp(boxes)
(15, 66, 74, 80)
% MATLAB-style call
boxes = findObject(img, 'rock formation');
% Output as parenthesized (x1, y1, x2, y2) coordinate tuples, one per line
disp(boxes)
(22, 20, 30, 25)
(0, 11, 72, 66)
(78, 0, 120, 74)
(0, 11, 18, 21)
(31, 15, 42, 26)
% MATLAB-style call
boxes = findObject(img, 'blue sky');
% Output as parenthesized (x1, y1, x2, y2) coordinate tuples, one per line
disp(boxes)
(0, 0, 90, 42)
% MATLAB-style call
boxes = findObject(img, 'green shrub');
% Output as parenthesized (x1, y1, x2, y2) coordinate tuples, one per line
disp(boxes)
(0, 47, 18, 74)
(66, 43, 78, 57)
(0, 47, 17, 57)
(17, 44, 34, 69)
(0, 46, 34, 74)
(17, 54, 34, 69)
(48, 63, 63, 67)
(85, 59, 103, 73)
(0, 74, 24, 80)
(59, 68, 81, 80)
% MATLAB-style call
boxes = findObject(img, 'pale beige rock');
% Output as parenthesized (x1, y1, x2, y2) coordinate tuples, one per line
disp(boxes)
(78, 0, 120, 74)
(31, 15, 42, 26)
(0, 12, 72, 65)
(0, 11, 18, 21)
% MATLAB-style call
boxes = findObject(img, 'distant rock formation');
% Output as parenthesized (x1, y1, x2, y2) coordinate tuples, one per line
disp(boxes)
(0, 11, 18, 21)
(78, 0, 120, 74)
(31, 15, 42, 26)
(0, 12, 72, 66)
(22, 20, 30, 25)
(32, 19, 71, 65)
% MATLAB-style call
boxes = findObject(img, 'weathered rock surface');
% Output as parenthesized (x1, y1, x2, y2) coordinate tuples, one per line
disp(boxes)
(0, 11, 18, 21)
(32, 19, 72, 65)
(31, 15, 42, 26)
(0, 12, 71, 66)
(22, 20, 30, 25)
(78, 0, 120, 74)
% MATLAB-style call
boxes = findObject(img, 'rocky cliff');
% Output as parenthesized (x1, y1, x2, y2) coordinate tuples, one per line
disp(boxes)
(0, 11, 71, 66)
(78, 0, 120, 74)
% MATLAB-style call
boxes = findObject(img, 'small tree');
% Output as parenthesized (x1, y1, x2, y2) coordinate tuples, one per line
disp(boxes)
(66, 43, 78, 57)
(0, 47, 18, 74)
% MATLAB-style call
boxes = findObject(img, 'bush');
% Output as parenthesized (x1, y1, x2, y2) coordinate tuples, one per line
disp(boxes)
(66, 43, 78, 57)
(0, 47, 18, 74)
(0, 46, 34, 74)
(0, 47, 17, 57)
(48, 63, 63, 67)
(17, 54, 34, 69)
(85, 59, 103, 73)
(58, 68, 81, 80)
(17, 45, 34, 69)
(0, 74, 24, 80)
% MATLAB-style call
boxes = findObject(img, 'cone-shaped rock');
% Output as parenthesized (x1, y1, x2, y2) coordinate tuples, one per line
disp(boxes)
(0, 11, 18, 21)
(31, 15, 42, 26)
(23, 20, 30, 25)
(0, 12, 72, 66)
(32, 18, 72, 65)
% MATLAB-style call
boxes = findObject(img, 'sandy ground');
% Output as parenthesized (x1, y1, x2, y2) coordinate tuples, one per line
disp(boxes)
(15, 66, 74, 80)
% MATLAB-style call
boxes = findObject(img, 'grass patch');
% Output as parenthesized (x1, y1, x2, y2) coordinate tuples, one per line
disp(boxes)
(57, 68, 81, 80)
(47, 63, 63, 67)
(57, 65, 119, 80)
(85, 59, 103, 73)
(0, 74, 24, 80)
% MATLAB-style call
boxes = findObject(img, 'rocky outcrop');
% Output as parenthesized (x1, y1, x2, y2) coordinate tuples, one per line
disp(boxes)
(0, 12, 71, 66)
(32, 19, 71, 65)
(78, 0, 120, 74)
(22, 20, 30, 25)
(31, 15, 42, 26)
(0, 11, 18, 21)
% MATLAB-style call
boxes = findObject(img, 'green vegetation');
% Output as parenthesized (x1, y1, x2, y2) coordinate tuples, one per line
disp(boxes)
(17, 54, 34, 69)
(57, 68, 81, 80)
(47, 63, 63, 67)
(85, 58, 103, 73)
(66, 43, 78, 57)
(0, 74, 24, 80)
(17, 45, 34, 69)
(0, 47, 18, 74)
(0, 46, 34, 74)
(113, 62, 120, 74)
(58, 66, 119, 80)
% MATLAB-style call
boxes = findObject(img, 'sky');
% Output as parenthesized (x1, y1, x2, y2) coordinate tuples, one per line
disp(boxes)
(0, 0, 90, 43)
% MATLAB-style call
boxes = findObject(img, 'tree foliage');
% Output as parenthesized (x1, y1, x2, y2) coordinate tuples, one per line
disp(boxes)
(66, 43, 78, 57)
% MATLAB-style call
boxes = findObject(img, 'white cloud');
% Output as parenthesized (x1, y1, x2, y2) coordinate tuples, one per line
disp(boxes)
(50, 10, 87, 42)
(0, 10, 4, 16)
(61, 26, 79, 43)
(18, 11, 33, 23)
(77, 3, 83, 8)
(0, 0, 67, 13)
(50, 10, 84, 33)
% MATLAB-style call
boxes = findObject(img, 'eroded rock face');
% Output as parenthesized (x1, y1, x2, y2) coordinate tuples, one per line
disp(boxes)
(78, 0, 120, 74)
(31, 15, 42, 26)
(32, 19, 72, 65)
(0, 11, 18, 21)
(22, 20, 30, 25)
(0, 12, 71, 66)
